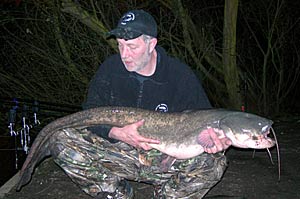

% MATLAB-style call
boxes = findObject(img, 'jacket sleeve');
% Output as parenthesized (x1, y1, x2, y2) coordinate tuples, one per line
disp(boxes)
(87, 125, 118, 143)
(82, 64, 111, 110)
(82, 61, 119, 143)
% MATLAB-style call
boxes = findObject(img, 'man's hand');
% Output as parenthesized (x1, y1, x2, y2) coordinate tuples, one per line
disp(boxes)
(108, 119, 160, 150)
(198, 128, 232, 153)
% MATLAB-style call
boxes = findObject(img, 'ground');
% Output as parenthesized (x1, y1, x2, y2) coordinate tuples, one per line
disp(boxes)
(1, 119, 300, 199)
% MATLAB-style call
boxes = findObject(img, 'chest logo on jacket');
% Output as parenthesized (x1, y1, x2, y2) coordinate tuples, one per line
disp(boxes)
(155, 103, 168, 112)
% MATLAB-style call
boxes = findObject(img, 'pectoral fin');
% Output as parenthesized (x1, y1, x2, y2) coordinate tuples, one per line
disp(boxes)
(197, 129, 215, 148)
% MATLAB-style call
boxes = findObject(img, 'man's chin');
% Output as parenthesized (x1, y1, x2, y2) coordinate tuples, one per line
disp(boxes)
(124, 64, 135, 71)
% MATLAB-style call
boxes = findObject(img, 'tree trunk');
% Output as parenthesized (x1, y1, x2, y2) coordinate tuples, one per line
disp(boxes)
(222, 0, 242, 109)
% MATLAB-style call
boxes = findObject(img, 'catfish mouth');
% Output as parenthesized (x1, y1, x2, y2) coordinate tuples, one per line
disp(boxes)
(237, 130, 275, 149)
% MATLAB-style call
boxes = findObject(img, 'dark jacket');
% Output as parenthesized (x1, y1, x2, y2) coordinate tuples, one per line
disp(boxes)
(83, 46, 211, 141)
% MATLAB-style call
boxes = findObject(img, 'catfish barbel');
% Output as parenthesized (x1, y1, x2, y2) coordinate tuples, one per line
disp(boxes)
(16, 106, 277, 191)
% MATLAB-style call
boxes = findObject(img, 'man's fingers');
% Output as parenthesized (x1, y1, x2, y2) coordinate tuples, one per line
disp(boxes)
(138, 136, 160, 144)
(140, 143, 153, 151)
(208, 128, 223, 150)
(207, 128, 219, 140)
(203, 128, 232, 153)
(134, 119, 145, 128)
(205, 146, 217, 154)
(225, 138, 232, 146)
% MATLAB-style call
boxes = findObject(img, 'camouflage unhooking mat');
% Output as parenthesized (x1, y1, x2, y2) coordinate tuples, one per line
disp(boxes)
(47, 127, 227, 199)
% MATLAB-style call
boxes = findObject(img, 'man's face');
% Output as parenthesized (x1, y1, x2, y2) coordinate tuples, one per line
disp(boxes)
(117, 36, 155, 73)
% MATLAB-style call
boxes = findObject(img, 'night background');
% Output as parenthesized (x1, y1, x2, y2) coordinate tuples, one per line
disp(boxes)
(0, 0, 300, 198)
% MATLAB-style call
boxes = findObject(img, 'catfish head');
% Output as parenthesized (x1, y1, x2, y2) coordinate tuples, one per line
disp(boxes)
(219, 112, 275, 149)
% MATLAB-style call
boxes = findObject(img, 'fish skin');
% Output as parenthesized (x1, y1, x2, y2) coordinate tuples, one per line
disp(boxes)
(16, 106, 275, 191)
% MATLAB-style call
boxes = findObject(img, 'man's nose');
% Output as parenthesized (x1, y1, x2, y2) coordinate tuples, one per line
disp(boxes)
(120, 46, 129, 58)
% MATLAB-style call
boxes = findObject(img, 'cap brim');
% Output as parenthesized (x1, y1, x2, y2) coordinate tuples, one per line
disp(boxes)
(107, 27, 142, 40)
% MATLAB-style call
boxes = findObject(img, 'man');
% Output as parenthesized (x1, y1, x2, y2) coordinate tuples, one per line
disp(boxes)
(55, 10, 231, 199)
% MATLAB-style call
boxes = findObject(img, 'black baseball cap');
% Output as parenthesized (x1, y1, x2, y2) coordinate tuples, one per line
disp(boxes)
(107, 10, 157, 40)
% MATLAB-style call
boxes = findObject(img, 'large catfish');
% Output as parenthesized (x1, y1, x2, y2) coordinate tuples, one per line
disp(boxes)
(16, 106, 276, 190)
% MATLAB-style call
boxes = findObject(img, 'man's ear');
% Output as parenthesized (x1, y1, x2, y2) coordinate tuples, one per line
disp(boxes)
(149, 38, 157, 53)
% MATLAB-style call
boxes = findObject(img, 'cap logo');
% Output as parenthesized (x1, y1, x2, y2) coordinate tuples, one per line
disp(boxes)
(120, 12, 135, 25)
